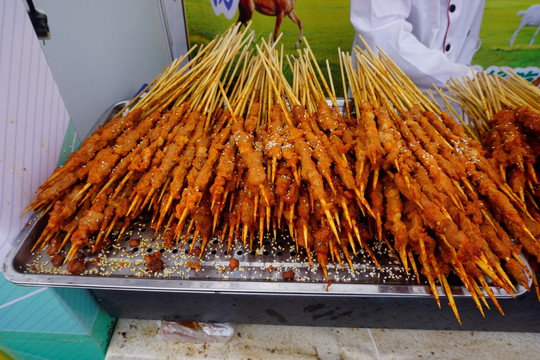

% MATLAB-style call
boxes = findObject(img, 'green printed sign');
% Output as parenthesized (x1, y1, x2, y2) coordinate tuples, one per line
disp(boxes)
(183, 0, 540, 92)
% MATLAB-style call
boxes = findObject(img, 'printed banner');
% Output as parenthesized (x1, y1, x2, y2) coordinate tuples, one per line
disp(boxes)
(210, 0, 239, 19)
(183, 0, 540, 95)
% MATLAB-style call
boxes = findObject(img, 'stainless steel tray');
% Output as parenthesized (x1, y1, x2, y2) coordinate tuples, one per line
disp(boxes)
(4, 210, 531, 298)
(2, 101, 532, 299)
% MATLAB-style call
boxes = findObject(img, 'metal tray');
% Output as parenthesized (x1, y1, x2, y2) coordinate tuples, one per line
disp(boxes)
(1, 101, 532, 299)
(7, 210, 531, 298)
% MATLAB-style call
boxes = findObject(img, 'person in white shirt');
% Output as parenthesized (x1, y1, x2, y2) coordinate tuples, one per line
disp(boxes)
(350, 0, 485, 93)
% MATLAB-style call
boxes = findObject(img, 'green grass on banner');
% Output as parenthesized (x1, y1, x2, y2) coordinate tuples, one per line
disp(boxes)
(473, 1, 540, 68)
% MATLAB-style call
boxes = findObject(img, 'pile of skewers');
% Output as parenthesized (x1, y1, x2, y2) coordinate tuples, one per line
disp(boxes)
(23, 24, 540, 323)
(444, 71, 540, 208)
(443, 71, 540, 300)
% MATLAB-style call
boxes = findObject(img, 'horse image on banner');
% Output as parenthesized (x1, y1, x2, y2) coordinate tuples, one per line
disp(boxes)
(509, 4, 540, 47)
(237, 0, 303, 48)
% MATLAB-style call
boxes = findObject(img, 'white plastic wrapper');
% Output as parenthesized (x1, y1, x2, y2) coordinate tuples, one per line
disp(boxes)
(161, 321, 234, 343)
